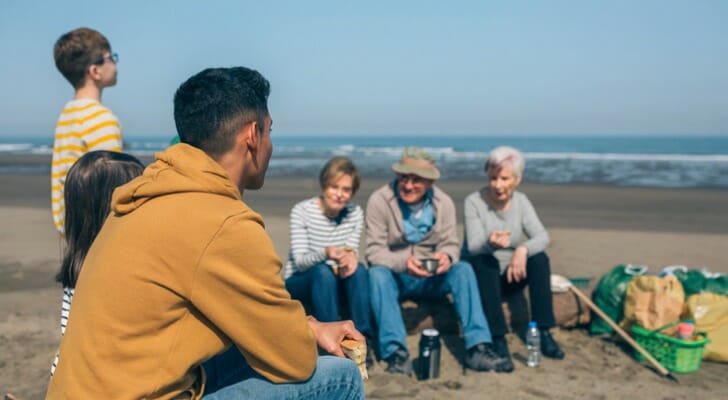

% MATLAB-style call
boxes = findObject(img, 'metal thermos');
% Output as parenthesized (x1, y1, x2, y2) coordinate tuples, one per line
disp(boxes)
(418, 328, 441, 380)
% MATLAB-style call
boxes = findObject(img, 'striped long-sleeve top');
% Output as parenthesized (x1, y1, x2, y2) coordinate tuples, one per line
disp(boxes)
(282, 197, 364, 279)
(51, 99, 123, 234)
(50, 287, 74, 375)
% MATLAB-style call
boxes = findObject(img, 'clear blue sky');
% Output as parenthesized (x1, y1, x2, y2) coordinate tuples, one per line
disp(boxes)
(1, 0, 726, 138)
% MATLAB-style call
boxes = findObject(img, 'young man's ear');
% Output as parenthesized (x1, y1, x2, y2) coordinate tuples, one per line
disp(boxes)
(242, 121, 259, 152)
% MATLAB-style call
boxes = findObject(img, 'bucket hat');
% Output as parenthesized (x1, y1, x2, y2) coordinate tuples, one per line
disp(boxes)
(391, 146, 440, 180)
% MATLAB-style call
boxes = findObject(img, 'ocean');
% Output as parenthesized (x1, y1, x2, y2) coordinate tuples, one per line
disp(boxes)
(2, 135, 728, 188)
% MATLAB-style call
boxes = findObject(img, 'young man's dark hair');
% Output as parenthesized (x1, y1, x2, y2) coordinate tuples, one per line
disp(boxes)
(174, 67, 270, 158)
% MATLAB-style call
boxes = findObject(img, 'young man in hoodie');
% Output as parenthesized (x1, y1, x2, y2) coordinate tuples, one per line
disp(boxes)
(46, 67, 366, 400)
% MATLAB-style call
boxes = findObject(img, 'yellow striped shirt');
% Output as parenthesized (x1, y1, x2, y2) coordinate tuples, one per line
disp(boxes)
(51, 99, 123, 234)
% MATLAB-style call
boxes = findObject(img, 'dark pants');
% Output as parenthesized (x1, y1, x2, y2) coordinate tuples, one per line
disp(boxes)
(470, 252, 556, 336)
(285, 262, 373, 339)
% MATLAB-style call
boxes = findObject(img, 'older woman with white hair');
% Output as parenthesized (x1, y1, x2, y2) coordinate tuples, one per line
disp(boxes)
(463, 146, 564, 372)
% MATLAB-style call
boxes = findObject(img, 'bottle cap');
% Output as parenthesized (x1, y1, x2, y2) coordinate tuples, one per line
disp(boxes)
(528, 321, 537, 328)
(677, 322, 694, 335)
(422, 328, 439, 337)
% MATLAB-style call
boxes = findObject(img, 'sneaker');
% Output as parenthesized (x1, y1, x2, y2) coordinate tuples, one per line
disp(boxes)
(464, 343, 511, 372)
(540, 330, 565, 359)
(383, 348, 413, 375)
(491, 336, 515, 373)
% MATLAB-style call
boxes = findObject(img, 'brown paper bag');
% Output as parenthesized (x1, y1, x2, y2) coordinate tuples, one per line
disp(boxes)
(622, 275, 685, 331)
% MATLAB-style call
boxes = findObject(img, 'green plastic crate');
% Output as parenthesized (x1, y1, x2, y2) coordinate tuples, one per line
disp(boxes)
(632, 324, 710, 373)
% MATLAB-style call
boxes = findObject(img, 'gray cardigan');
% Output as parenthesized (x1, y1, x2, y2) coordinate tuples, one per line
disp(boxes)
(365, 181, 460, 273)
(463, 189, 549, 274)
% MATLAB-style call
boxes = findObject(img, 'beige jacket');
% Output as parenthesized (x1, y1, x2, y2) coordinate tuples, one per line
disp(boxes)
(365, 181, 460, 273)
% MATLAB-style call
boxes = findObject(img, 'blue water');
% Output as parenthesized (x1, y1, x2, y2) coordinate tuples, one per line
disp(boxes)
(2, 135, 728, 188)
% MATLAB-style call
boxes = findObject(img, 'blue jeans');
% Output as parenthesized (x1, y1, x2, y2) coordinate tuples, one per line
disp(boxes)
(203, 346, 364, 400)
(369, 261, 492, 359)
(286, 262, 373, 339)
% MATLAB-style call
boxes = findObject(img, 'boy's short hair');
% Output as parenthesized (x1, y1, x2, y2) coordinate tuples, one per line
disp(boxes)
(54, 27, 111, 89)
(174, 67, 270, 158)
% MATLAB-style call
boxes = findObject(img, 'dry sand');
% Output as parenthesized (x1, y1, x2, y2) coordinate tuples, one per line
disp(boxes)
(1, 173, 727, 399)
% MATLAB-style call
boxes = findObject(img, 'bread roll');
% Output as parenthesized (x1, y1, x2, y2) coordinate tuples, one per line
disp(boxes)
(341, 339, 368, 379)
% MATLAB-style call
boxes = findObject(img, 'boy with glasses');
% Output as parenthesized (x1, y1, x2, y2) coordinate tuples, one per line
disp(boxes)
(365, 147, 510, 375)
(51, 27, 123, 235)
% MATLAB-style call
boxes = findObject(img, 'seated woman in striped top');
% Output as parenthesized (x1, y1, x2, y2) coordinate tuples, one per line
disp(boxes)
(283, 157, 374, 365)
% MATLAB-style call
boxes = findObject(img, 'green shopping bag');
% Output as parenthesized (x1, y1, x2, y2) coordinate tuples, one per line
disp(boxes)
(590, 264, 648, 335)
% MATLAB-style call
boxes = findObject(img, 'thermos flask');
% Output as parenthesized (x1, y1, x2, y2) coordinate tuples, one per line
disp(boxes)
(418, 328, 441, 380)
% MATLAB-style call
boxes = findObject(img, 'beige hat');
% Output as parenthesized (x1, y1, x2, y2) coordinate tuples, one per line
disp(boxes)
(391, 146, 441, 180)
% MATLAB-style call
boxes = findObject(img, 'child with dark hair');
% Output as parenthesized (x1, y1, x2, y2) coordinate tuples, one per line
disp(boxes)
(50, 150, 144, 375)
(51, 27, 123, 234)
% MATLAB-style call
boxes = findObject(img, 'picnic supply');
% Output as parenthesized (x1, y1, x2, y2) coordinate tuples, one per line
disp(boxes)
(676, 322, 695, 340)
(590, 264, 648, 335)
(621, 275, 684, 331)
(682, 292, 728, 362)
(632, 322, 710, 373)
(668, 267, 728, 297)
(526, 321, 541, 367)
(418, 328, 441, 380)
(341, 339, 368, 379)
(421, 258, 439, 273)
(550, 275, 592, 327)
(568, 282, 679, 382)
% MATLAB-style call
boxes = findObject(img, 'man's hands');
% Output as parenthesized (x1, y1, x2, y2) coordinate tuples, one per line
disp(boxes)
(326, 246, 358, 279)
(406, 252, 452, 277)
(307, 317, 365, 358)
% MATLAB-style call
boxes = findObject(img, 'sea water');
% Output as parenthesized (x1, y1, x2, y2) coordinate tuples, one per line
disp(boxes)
(2, 135, 728, 188)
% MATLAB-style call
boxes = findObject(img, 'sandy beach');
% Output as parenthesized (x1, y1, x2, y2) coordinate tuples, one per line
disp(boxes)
(1, 172, 727, 399)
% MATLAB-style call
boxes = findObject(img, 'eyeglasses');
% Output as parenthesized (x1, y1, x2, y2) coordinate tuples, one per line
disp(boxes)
(397, 174, 427, 184)
(93, 52, 119, 65)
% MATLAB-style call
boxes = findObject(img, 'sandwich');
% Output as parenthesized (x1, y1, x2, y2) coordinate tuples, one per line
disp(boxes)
(341, 339, 368, 379)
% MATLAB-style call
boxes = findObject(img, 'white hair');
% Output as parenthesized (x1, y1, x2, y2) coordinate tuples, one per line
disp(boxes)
(485, 146, 525, 177)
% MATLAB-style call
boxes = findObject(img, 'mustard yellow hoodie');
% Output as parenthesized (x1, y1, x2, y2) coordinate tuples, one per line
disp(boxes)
(46, 144, 317, 399)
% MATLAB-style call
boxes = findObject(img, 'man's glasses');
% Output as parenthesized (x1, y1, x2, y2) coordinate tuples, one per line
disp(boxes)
(397, 174, 427, 184)
(93, 52, 119, 65)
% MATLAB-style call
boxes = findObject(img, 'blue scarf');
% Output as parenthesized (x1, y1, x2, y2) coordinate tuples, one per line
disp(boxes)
(397, 187, 435, 243)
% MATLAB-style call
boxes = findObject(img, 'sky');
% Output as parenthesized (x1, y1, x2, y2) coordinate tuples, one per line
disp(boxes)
(0, 0, 727, 138)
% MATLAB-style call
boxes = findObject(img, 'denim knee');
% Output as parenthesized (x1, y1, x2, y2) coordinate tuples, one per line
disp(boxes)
(368, 265, 395, 288)
(310, 263, 337, 287)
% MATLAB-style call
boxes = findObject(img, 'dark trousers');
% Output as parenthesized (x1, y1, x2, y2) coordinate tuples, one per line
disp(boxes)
(470, 252, 556, 336)
(285, 262, 373, 339)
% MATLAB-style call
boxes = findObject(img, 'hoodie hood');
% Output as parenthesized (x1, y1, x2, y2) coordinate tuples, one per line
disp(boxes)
(112, 144, 241, 216)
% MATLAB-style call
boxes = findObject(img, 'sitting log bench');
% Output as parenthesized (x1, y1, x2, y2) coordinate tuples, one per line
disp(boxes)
(401, 285, 594, 336)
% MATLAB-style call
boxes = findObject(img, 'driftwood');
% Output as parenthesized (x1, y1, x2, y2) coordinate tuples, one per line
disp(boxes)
(402, 285, 595, 336)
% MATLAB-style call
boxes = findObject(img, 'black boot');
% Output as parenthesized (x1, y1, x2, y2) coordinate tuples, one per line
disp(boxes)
(491, 335, 515, 372)
(540, 330, 565, 359)
(383, 348, 413, 375)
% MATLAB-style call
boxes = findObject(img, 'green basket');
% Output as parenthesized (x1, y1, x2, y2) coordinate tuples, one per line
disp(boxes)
(632, 324, 710, 373)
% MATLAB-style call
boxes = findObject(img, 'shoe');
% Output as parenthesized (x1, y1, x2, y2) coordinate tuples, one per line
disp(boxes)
(491, 336, 515, 372)
(540, 330, 565, 359)
(464, 343, 511, 372)
(383, 348, 413, 375)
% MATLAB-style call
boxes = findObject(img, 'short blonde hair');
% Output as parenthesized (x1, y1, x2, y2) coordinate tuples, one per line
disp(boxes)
(319, 157, 361, 194)
(485, 146, 525, 177)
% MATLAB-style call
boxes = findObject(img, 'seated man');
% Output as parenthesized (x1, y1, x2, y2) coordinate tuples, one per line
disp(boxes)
(366, 147, 509, 375)
(46, 67, 365, 400)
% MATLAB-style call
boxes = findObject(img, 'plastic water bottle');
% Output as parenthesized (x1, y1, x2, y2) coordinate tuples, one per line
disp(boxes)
(526, 321, 541, 367)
